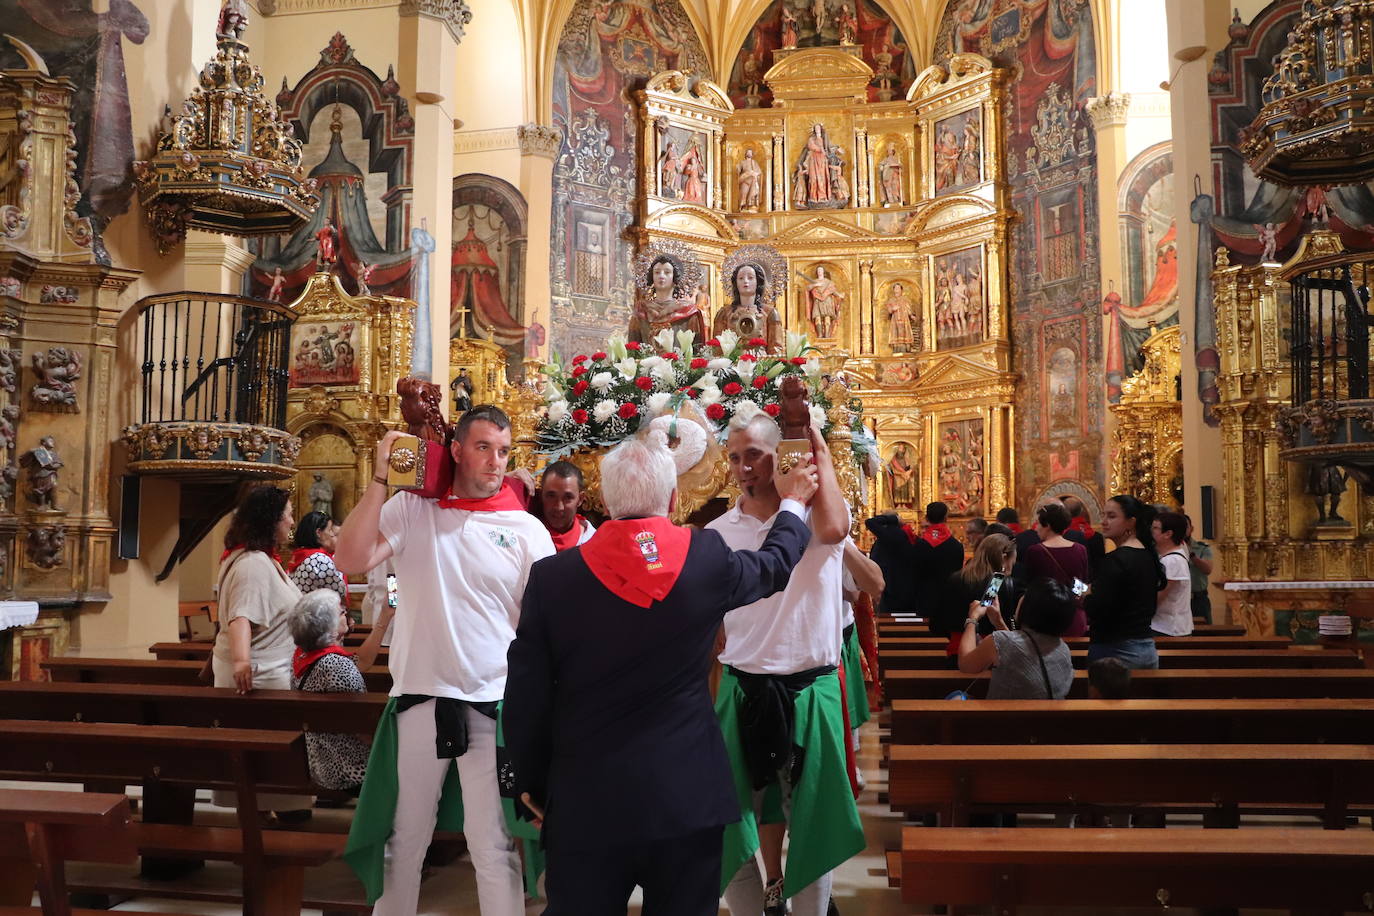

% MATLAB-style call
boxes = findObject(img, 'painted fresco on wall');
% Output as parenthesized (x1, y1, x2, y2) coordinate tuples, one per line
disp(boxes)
(934, 0, 1100, 509)
(933, 108, 983, 194)
(938, 418, 984, 517)
(250, 34, 415, 304)
(933, 246, 984, 350)
(452, 175, 528, 372)
(0, 0, 149, 235)
(290, 320, 360, 387)
(550, 0, 710, 360)
(727, 0, 916, 109)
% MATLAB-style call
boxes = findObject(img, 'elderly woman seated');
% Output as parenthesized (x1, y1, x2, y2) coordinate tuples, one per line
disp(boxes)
(289, 588, 392, 791)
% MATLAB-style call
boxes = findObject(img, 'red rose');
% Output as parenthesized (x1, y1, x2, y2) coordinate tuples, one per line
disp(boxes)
(572, 408, 589, 424)
(662, 352, 679, 361)
(739, 353, 758, 362)
(618, 402, 638, 419)
(634, 376, 654, 390)
(572, 354, 588, 365)
(706, 338, 721, 348)
(690, 357, 708, 369)
(790, 356, 807, 365)
(748, 337, 767, 348)
(571, 365, 587, 377)
(752, 376, 767, 389)
(591, 351, 607, 360)
(626, 341, 642, 351)
(572, 379, 589, 396)
(706, 403, 726, 420)
(764, 403, 780, 417)
(723, 382, 743, 395)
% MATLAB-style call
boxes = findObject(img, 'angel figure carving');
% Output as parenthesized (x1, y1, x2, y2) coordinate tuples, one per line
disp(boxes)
(20, 435, 62, 510)
(30, 347, 82, 409)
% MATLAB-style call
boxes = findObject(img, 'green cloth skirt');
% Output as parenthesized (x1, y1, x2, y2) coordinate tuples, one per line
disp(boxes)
(842, 625, 871, 728)
(343, 697, 543, 904)
(715, 666, 865, 897)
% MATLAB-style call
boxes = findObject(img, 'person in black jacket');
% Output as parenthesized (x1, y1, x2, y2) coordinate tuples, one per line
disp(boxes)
(866, 502, 962, 624)
(866, 517, 915, 614)
(1084, 494, 1166, 669)
(1062, 494, 1107, 574)
(503, 427, 818, 915)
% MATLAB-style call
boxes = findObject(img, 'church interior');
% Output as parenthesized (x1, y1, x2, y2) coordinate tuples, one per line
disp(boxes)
(3, 0, 1374, 911)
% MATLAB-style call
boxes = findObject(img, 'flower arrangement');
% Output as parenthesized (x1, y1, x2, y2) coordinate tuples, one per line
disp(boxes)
(535, 327, 876, 467)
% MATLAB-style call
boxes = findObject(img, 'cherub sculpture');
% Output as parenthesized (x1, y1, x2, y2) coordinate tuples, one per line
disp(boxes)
(20, 435, 62, 509)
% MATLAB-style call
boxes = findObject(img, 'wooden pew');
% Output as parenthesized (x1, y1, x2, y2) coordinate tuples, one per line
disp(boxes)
(881, 667, 1374, 700)
(880, 634, 1296, 651)
(887, 698, 1374, 746)
(43, 657, 392, 693)
(0, 720, 343, 916)
(878, 620, 1249, 637)
(880, 647, 1361, 671)
(889, 827, 1374, 912)
(149, 640, 381, 662)
(886, 743, 1374, 827)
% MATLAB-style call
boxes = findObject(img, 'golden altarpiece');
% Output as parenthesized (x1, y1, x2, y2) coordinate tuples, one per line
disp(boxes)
(1211, 233, 1374, 640)
(633, 51, 1015, 522)
(1108, 324, 1183, 506)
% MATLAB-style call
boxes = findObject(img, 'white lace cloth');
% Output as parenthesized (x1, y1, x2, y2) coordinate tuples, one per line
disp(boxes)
(0, 600, 39, 630)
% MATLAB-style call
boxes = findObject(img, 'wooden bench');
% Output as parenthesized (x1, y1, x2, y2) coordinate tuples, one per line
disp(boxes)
(176, 602, 217, 642)
(888, 826, 1374, 912)
(880, 634, 1297, 650)
(43, 657, 392, 693)
(879, 647, 1361, 671)
(881, 667, 1374, 699)
(149, 639, 380, 662)
(0, 720, 344, 916)
(886, 698, 1374, 746)
(878, 621, 1249, 637)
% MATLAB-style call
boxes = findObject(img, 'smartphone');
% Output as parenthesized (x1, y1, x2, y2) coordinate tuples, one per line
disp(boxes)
(979, 571, 1005, 607)
(386, 573, 398, 609)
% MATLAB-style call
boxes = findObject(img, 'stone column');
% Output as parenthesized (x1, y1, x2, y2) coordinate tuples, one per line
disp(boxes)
(518, 123, 561, 363)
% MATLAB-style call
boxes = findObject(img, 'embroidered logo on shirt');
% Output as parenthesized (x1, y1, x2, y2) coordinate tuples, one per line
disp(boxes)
(487, 528, 517, 549)
(636, 530, 662, 569)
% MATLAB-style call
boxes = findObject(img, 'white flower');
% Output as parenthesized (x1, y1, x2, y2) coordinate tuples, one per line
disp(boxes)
(653, 328, 676, 353)
(542, 380, 562, 403)
(547, 400, 569, 423)
(652, 362, 676, 383)
(693, 374, 718, 390)
(590, 371, 615, 392)
(614, 358, 638, 379)
(646, 392, 672, 415)
(593, 399, 617, 423)
(707, 357, 733, 371)
(802, 358, 822, 378)
(734, 360, 757, 381)
(607, 336, 628, 362)
(697, 385, 722, 406)
(785, 330, 810, 359)
(716, 329, 739, 354)
(638, 354, 665, 371)
(734, 400, 763, 424)
(809, 404, 828, 428)
(675, 329, 696, 354)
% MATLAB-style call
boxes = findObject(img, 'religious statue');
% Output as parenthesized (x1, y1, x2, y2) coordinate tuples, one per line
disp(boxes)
(26, 525, 65, 570)
(837, 3, 857, 44)
(266, 267, 286, 303)
(878, 144, 904, 206)
(215, 0, 249, 39)
(742, 57, 764, 104)
(309, 472, 334, 518)
(0, 347, 21, 394)
(629, 245, 707, 346)
(20, 436, 62, 510)
(737, 149, 763, 211)
(398, 377, 449, 443)
(810, 0, 826, 31)
(715, 255, 785, 352)
(0, 464, 16, 505)
(679, 141, 706, 204)
(30, 347, 82, 410)
(886, 443, 916, 508)
(802, 125, 832, 205)
(791, 163, 808, 209)
(1256, 222, 1278, 262)
(450, 368, 475, 415)
(873, 50, 896, 101)
(659, 139, 681, 199)
(884, 282, 917, 352)
(781, 5, 799, 48)
(828, 149, 850, 205)
(800, 266, 845, 339)
(1308, 462, 1349, 524)
(958, 119, 982, 185)
(934, 123, 961, 192)
(693, 281, 711, 320)
(356, 261, 375, 296)
(315, 218, 338, 268)
(0, 406, 19, 453)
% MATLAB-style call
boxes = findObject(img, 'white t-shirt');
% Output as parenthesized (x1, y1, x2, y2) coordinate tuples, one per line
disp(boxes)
(379, 491, 555, 700)
(709, 501, 849, 675)
(576, 518, 597, 545)
(842, 561, 857, 629)
(1152, 547, 1193, 637)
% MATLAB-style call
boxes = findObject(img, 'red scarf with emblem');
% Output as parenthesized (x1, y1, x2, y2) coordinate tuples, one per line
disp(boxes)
(292, 645, 354, 680)
(1005, 522, 1024, 535)
(287, 547, 331, 573)
(920, 523, 952, 547)
(548, 517, 588, 553)
(579, 517, 692, 608)
(438, 479, 528, 512)
(1069, 517, 1096, 539)
(901, 523, 918, 544)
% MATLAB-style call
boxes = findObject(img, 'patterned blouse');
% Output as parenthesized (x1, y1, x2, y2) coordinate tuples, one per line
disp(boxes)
(289, 551, 348, 605)
(291, 653, 370, 790)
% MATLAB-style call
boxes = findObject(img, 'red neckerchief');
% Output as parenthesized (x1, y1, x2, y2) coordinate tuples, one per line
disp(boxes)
(921, 523, 952, 547)
(220, 544, 242, 563)
(901, 523, 918, 545)
(579, 517, 692, 608)
(292, 645, 353, 680)
(1006, 522, 1024, 535)
(548, 516, 588, 553)
(1069, 517, 1096, 539)
(287, 547, 330, 573)
(438, 479, 527, 512)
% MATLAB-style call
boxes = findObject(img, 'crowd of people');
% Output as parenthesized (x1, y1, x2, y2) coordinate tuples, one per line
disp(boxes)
(209, 399, 1215, 915)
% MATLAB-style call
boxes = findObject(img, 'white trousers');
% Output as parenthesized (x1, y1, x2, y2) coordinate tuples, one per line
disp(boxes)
(723, 857, 833, 916)
(373, 700, 523, 916)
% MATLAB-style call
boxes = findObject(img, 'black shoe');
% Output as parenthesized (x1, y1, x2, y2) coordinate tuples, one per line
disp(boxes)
(764, 877, 787, 916)
(827, 896, 839, 916)
(273, 808, 313, 826)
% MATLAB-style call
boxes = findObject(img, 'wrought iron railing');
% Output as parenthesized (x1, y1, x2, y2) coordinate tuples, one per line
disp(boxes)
(1289, 261, 1372, 406)
(135, 292, 296, 430)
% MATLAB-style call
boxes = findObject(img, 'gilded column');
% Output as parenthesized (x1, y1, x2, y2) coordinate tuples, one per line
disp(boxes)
(772, 133, 785, 211)
(854, 127, 869, 208)
(858, 259, 874, 355)
(713, 130, 725, 210)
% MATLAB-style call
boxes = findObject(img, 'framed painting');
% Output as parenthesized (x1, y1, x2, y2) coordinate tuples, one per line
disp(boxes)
(932, 246, 985, 350)
(932, 107, 983, 194)
(290, 320, 361, 387)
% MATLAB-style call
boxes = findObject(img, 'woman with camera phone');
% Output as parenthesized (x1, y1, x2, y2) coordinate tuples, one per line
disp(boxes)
(958, 579, 1076, 699)
(936, 533, 1017, 658)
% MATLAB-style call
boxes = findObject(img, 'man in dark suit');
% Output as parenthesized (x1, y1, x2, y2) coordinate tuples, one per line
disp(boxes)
(866, 501, 963, 626)
(1062, 494, 1107, 574)
(502, 426, 818, 915)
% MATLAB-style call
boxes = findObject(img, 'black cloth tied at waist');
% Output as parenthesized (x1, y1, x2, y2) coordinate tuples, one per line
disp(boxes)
(842, 622, 855, 643)
(727, 664, 836, 792)
(396, 694, 499, 760)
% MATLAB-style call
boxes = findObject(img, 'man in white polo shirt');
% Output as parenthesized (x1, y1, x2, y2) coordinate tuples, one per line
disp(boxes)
(709, 413, 864, 916)
(336, 405, 554, 916)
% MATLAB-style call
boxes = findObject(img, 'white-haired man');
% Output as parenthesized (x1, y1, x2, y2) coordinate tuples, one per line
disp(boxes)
(334, 404, 554, 915)
(711, 413, 863, 916)
(503, 426, 818, 915)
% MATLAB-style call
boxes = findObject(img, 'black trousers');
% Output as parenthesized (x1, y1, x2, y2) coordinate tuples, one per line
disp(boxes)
(542, 824, 724, 916)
